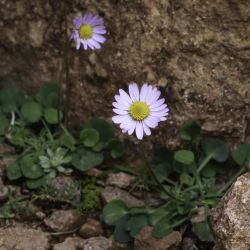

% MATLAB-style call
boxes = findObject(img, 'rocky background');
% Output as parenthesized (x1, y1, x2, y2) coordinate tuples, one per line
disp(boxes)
(0, 0, 249, 146)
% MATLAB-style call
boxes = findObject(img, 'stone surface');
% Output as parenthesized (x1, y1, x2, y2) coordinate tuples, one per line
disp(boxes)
(106, 172, 135, 189)
(83, 236, 112, 250)
(0, 1, 249, 146)
(101, 186, 144, 207)
(134, 227, 182, 250)
(0, 179, 8, 201)
(190, 206, 206, 224)
(0, 157, 15, 179)
(211, 172, 250, 250)
(0, 224, 49, 250)
(79, 218, 103, 238)
(44, 209, 85, 232)
(53, 237, 85, 250)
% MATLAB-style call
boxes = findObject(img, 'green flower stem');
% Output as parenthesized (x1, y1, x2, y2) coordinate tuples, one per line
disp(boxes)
(170, 216, 189, 229)
(138, 142, 184, 203)
(217, 166, 246, 195)
(41, 119, 54, 142)
(197, 154, 213, 173)
(193, 170, 204, 200)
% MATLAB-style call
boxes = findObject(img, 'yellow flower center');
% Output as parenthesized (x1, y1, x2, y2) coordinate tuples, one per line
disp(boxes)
(129, 101, 150, 121)
(79, 24, 93, 40)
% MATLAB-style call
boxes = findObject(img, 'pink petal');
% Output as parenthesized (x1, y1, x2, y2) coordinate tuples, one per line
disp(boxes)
(150, 104, 168, 112)
(129, 83, 137, 102)
(93, 34, 106, 43)
(131, 83, 140, 101)
(112, 102, 128, 111)
(115, 95, 130, 109)
(128, 121, 136, 135)
(147, 90, 161, 106)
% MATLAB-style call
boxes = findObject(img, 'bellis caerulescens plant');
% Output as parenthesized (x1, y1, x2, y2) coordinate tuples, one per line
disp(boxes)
(71, 12, 106, 50)
(112, 83, 169, 139)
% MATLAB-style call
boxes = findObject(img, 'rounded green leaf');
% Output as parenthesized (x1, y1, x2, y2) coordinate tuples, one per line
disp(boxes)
(44, 108, 63, 124)
(108, 140, 125, 159)
(232, 143, 250, 166)
(21, 101, 42, 123)
(83, 118, 114, 150)
(149, 208, 169, 226)
(180, 119, 201, 142)
(152, 215, 173, 238)
(71, 148, 103, 171)
(114, 215, 132, 243)
(174, 150, 194, 165)
(36, 83, 59, 108)
(192, 221, 214, 242)
(180, 173, 194, 186)
(26, 175, 50, 189)
(80, 128, 100, 147)
(20, 155, 44, 179)
(60, 133, 76, 150)
(6, 161, 22, 180)
(102, 200, 129, 226)
(202, 138, 229, 162)
(126, 215, 148, 237)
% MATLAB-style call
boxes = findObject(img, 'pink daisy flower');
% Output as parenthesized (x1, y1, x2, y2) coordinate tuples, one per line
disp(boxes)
(112, 83, 169, 140)
(71, 13, 106, 50)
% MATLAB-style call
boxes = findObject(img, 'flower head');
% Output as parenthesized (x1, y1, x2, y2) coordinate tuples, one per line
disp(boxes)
(71, 13, 106, 50)
(112, 83, 169, 140)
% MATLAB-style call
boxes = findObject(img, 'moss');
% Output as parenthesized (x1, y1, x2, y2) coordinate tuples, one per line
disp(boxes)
(81, 182, 101, 212)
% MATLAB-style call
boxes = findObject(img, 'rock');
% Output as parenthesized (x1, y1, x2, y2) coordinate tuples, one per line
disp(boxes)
(0, 179, 8, 201)
(53, 237, 85, 250)
(0, 224, 49, 250)
(190, 207, 206, 224)
(79, 218, 103, 238)
(211, 172, 250, 250)
(106, 173, 135, 189)
(83, 236, 112, 250)
(44, 209, 85, 232)
(36, 211, 46, 220)
(85, 168, 103, 178)
(181, 237, 195, 250)
(0, 144, 15, 154)
(101, 186, 144, 207)
(1, 1, 249, 147)
(134, 227, 182, 250)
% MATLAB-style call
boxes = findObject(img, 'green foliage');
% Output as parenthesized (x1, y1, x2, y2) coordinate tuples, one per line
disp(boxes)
(232, 143, 250, 166)
(180, 119, 201, 143)
(80, 128, 100, 147)
(103, 119, 247, 244)
(174, 150, 194, 165)
(21, 101, 43, 123)
(44, 108, 63, 124)
(81, 182, 101, 212)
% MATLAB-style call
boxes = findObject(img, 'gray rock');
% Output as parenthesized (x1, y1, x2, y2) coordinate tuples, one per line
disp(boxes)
(0, 1, 249, 147)
(134, 227, 182, 250)
(44, 209, 85, 232)
(53, 237, 85, 250)
(0, 224, 49, 250)
(101, 186, 144, 207)
(83, 236, 112, 250)
(79, 218, 103, 238)
(211, 172, 250, 250)
(0, 179, 8, 201)
(106, 173, 135, 189)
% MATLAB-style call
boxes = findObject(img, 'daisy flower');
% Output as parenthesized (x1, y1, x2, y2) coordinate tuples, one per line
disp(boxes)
(112, 83, 169, 140)
(71, 13, 106, 50)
